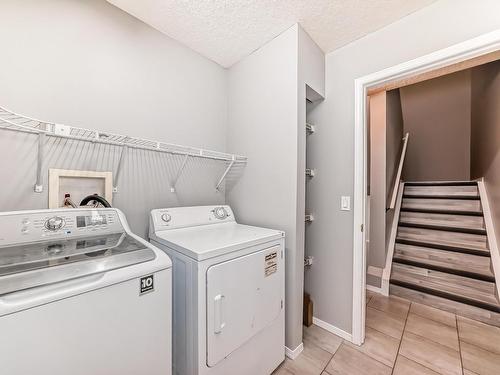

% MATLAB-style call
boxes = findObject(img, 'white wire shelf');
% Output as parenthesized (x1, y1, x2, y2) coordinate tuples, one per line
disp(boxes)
(0, 105, 247, 193)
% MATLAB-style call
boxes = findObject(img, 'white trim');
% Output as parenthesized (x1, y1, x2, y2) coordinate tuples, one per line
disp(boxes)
(477, 180, 500, 298)
(285, 343, 304, 360)
(313, 317, 353, 342)
(352, 29, 500, 346)
(381, 182, 405, 296)
(366, 284, 383, 295)
(388, 134, 409, 209)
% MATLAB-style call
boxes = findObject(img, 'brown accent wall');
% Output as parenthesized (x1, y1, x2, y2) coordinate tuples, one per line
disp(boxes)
(368, 91, 387, 271)
(367, 89, 404, 283)
(386, 89, 404, 200)
(400, 70, 471, 182)
(470, 60, 500, 241)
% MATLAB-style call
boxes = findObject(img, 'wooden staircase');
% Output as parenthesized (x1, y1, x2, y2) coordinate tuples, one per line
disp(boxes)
(389, 181, 500, 326)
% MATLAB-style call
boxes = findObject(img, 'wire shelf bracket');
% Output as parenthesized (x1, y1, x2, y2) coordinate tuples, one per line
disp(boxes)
(215, 157, 235, 192)
(34, 132, 46, 193)
(170, 154, 189, 193)
(112, 145, 128, 193)
(0, 105, 247, 193)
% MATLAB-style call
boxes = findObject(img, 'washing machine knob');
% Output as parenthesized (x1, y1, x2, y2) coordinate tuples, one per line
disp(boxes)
(161, 213, 171, 223)
(45, 216, 64, 231)
(213, 207, 228, 220)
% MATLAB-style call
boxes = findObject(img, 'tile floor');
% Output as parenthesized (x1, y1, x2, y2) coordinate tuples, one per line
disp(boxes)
(273, 290, 500, 375)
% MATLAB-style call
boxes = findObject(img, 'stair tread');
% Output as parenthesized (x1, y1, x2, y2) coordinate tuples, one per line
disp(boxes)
(394, 243, 494, 279)
(402, 198, 482, 214)
(397, 226, 489, 254)
(390, 263, 499, 308)
(390, 284, 500, 327)
(404, 185, 479, 198)
(405, 181, 477, 186)
(399, 211, 485, 232)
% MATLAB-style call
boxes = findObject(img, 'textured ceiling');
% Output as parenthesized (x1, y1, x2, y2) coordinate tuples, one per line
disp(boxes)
(107, 0, 436, 68)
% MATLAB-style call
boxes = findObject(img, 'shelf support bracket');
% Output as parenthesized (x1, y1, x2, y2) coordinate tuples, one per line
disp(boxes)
(34, 132, 46, 193)
(113, 145, 128, 193)
(215, 157, 235, 192)
(170, 154, 189, 193)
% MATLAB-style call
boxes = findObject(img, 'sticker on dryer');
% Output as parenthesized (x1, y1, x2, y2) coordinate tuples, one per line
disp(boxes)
(139, 274, 154, 295)
(265, 252, 278, 277)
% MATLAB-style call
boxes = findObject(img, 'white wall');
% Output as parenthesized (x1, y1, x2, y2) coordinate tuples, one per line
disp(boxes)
(227, 25, 300, 350)
(227, 24, 325, 351)
(0, 0, 229, 236)
(305, 0, 500, 334)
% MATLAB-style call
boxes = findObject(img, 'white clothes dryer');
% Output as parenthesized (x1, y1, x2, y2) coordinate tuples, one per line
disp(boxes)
(149, 205, 285, 375)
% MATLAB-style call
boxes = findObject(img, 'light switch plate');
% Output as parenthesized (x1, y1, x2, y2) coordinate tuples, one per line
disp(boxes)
(341, 196, 351, 211)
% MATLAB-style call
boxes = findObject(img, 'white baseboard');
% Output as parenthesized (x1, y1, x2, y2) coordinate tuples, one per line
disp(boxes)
(285, 342, 304, 360)
(312, 317, 353, 342)
(366, 284, 383, 294)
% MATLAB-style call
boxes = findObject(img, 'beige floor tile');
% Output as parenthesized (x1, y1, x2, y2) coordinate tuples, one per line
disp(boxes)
(366, 289, 377, 299)
(461, 341, 500, 375)
(303, 324, 343, 354)
(463, 370, 479, 375)
(345, 327, 399, 367)
(272, 362, 295, 375)
(280, 349, 324, 375)
(366, 307, 405, 339)
(393, 355, 440, 375)
(410, 302, 457, 328)
(458, 316, 500, 355)
(405, 313, 459, 351)
(302, 339, 335, 368)
(399, 331, 462, 375)
(325, 343, 391, 375)
(368, 294, 410, 320)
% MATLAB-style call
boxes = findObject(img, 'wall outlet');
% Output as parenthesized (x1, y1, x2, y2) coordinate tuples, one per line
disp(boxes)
(341, 196, 351, 211)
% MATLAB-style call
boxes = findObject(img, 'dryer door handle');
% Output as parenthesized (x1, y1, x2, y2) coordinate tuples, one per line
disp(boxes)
(213, 294, 225, 334)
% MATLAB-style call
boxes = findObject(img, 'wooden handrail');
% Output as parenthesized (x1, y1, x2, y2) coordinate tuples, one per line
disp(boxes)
(388, 132, 409, 209)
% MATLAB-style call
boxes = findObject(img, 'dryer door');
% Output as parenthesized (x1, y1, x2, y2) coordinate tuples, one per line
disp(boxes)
(206, 245, 283, 367)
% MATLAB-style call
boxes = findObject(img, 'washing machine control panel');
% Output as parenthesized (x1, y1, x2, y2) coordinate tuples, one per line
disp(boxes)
(0, 208, 124, 246)
(151, 205, 235, 231)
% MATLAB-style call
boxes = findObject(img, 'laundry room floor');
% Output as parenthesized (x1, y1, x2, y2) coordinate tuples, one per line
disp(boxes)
(273, 290, 500, 375)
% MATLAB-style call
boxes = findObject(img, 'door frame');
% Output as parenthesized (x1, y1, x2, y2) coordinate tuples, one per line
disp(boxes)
(351, 29, 500, 345)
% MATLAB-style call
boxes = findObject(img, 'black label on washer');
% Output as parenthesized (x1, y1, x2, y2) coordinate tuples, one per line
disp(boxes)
(140, 275, 154, 295)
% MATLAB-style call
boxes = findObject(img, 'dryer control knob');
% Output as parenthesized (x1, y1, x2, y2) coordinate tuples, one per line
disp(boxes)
(161, 213, 171, 223)
(213, 207, 228, 220)
(45, 216, 64, 231)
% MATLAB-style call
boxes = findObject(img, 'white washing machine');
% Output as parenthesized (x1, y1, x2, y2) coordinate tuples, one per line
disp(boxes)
(0, 208, 172, 375)
(149, 205, 285, 375)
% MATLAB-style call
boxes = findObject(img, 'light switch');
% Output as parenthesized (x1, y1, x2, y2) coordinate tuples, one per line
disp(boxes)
(341, 196, 351, 211)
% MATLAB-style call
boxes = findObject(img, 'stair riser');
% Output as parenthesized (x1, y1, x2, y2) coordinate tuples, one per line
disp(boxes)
(401, 208, 483, 216)
(390, 279, 500, 313)
(404, 185, 479, 198)
(399, 211, 485, 232)
(392, 258, 495, 282)
(403, 195, 480, 200)
(397, 226, 489, 253)
(390, 285, 500, 328)
(396, 239, 490, 257)
(402, 198, 482, 214)
(405, 181, 478, 186)
(399, 222, 486, 235)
